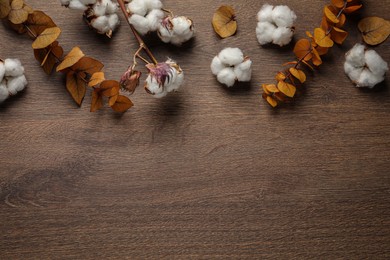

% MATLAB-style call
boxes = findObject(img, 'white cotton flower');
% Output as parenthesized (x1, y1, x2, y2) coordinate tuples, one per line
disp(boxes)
(210, 47, 252, 87)
(144, 59, 184, 98)
(157, 16, 194, 45)
(127, 0, 163, 35)
(256, 4, 296, 47)
(0, 59, 28, 103)
(344, 43, 388, 88)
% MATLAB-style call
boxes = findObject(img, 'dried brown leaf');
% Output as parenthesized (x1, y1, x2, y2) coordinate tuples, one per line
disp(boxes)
(212, 5, 237, 38)
(72, 57, 104, 77)
(90, 90, 103, 112)
(56, 46, 85, 72)
(331, 0, 345, 8)
(33, 41, 63, 75)
(330, 26, 348, 44)
(314, 27, 334, 47)
(358, 17, 390, 46)
(293, 39, 312, 60)
(266, 96, 278, 108)
(66, 71, 86, 106)
(324, 5, 339, 24)
(343, 4, 362, 14)
(8, 7, 28, 24)
(111, 95, 133, 112)
(26, 11, 57, 38)
(32, 27, 61, 49)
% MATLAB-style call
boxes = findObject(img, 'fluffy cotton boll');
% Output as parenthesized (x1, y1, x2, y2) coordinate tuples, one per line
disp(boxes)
(218, 48, 244, 66)
(0, 62, 5, 82)
(256, 22, 276, 45)
(145, 0, 163, 11)
(0, 82, 8, 103)
(272, 27, 294, 46)
(171, 16, 194, 44)
(129, 14, 150, 35)
(144, 76, 167, 98)
(217, 67, 236, 87)
(344, 62, 362, 82)
(104, 0, 118, 14)
(4, 59, 24, 77)
(271, 5, 296, 27)
(69, 0, 88, 10)
(345, 44, 365, 67)
(146, 9, 164, 31)
(93, 1, 108, 16)
(210, 56, 225, 76)
(234, 59, 252, 82)
(365, 50, 389, 76)
(108, 14, 119, 29)
(91, 16, 110, 33)
(257, 4, 273, 23)
(127, 0, 148, 16)
(7, 75, 27, 95)
(357, 69, 384, 88)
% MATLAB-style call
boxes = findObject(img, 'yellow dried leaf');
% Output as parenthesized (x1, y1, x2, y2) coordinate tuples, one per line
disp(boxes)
(11, 0, 23, 9)
(277, 81, 296, 98)
(312, 48, 322, 66)
(293, 39, 312, 60)
(89, 72, 105, 87)
(331, 0, 345, 8)
(301, 60, 314, 71)
(111, 95, 133, 112)
(264, 84, 279, 93)
(358, 17, 390, 46)
(8, 7, 28, 24)
(108, 95, 118, 107)
(32, 27, 61, 49)
(337, 13, 346, 27)
(289, 68, 306, 83)
(331, 26, 348, 44)
(66, 71, 86, 106)
(0, 0, 11, 19)
(266, 96, 278, 108)
(314, 27, 334, 47)
(72, 57, 104, 76)
(212, 5, 237, 38)
(90, 90, 103, 112)
(56, 46, 85, 72)
(324, 6, 339, 24)
(23, 5, 33, 14)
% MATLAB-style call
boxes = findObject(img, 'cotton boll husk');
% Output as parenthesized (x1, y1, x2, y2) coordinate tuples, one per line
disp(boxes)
(344, 62, 363, 82)
(218, 48, 244, 66)
(257, 4, 273, 23)
(0, 82, 8, 103)
(145, 0, 163, 11)
(234, 59, 252, 82)
(256, 21, 276, 45)
(146, 9, 164, 31)
(0, 62, 5, 82)
(345, 43, 365, 67)
(7, 75, 27, 95)
(210, 56, 225, 76)
(272, 27, 294, 46)
(4, 59, 24, 77)
(129, 14, 150, 35)
(128, 0, 148, 16)
(217, 67, 236, 87)
(357, 69, 383, 88)
(272, 5, 296, 27)
(365, 50, 388, 76)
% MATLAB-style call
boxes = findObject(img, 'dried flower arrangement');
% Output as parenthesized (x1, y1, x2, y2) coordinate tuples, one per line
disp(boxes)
(0, 0, 195, 112)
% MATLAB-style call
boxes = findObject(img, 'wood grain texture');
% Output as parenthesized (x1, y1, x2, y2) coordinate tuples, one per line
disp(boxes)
(1, 0, 390, 259)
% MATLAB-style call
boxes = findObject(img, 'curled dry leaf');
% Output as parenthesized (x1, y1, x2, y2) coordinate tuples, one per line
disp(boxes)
(66, 71, 86, 106)
(289, 68, 306, 83)
(111, 95, 133, 113)
(32, 27, 61, 49)
(72, 57, 104, 77)
(33, 41, 63, 74)
(27, 11, 57, 37)
(293, 39, 312, 60)
(212, 5, 237, 38)
(277, 81, 296, 98)
(56, 46, 85, 72)
(90, 90, 103, 112)
(358, 17, 390, 46)
(324, 6, 339, 24)
(314, 27, 334, 47)
(331, 0, 345, 9)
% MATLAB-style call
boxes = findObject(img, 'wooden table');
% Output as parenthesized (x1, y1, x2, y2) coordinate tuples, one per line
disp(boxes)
(1, 0, 389, 258)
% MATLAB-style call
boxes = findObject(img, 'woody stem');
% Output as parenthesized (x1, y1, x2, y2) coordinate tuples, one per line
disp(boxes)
(117, 0, 158, 65)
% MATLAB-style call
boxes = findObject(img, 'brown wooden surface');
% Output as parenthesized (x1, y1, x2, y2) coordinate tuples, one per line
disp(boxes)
(1, 0, 390, 259)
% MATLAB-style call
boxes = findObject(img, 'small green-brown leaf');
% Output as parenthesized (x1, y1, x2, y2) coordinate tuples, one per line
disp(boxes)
(32, 27, 61, 49)
(212, 5, 237, 38)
